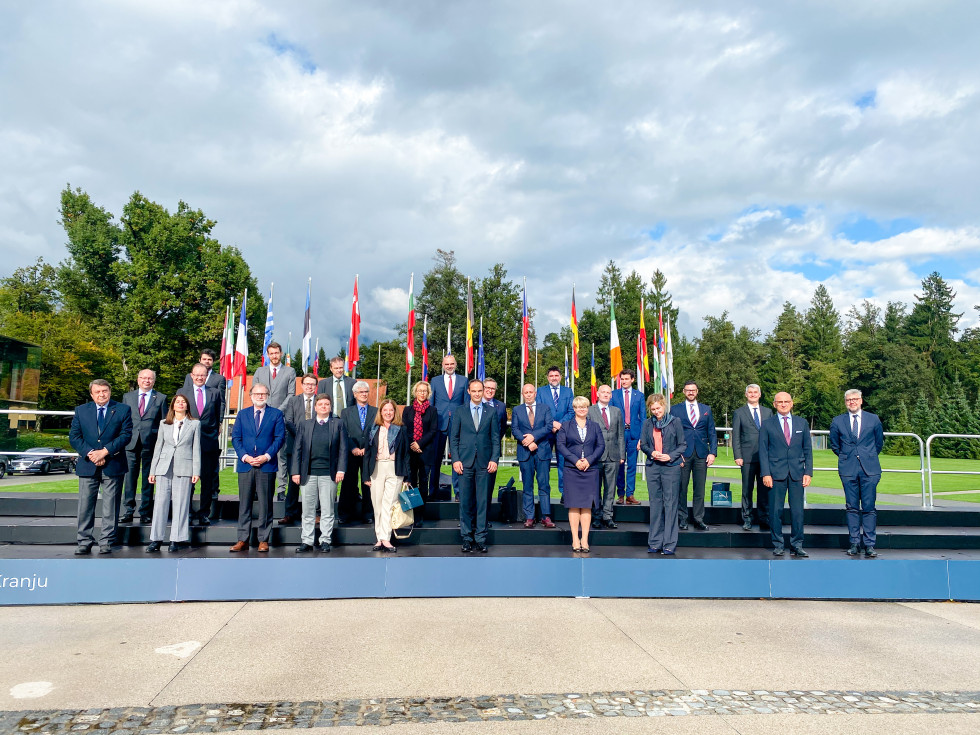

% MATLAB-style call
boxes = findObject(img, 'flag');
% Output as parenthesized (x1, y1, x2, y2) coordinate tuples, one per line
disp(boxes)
(219, 302, 232, 379)
(635, 334, 644, 393)
(638, 297, 650, 383)
(657, 310, 668, 395)
(347, 275, 360, 373)
(564, 346, 570, 388)
(406, 273, 415, 373)
(233, 289, 248, 379)
(665, 316, 675, 399)
(465, 278, 474, 375)
(447, 323, 452, 356)
(301, 280, 312, 374)
(422, 315, 429, 382)
(262, 284, 274, 367)
(477, 317, 485, 382)
(609, 296, 623, 380)
(313, 337, 320, 379)
(284, 331, 292, 367)
(570, 286, 580, 378)
(521, 279, 529, 375)
(590, 343, 597, 405)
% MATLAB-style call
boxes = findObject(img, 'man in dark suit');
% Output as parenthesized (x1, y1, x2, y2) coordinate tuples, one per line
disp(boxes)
(536, 366, 573, 497)
(339, 380, 378, 524)
(732, 383, 773, 531)
(760, 391, 813, 557)
(229, 381, 285, 552)
(610, 369, 644, 505)
(252, 341, 297, 500)
(181, 348, 225, 393)
(829, 389, 885, 557)
(317, 357, 356, 417)
(120, 369, 167, 524)
(482, 377, 508, 526)
(512, 383, 554, 528)
(69, 379, 133, 555)
(451, 379, 500, 552)
(589, 384, 625, 529)
(669, 380, 717, 530)
(278, 374, 318, 525)
(430, 354, 467, 497)
(179, 363, 224, 525)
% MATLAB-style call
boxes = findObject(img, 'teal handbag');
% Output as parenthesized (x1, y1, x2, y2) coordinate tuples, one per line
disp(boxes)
(399, 483, 424, 511)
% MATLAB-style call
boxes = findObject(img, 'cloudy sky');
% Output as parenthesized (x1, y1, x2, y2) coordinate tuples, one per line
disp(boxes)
(3, 0, 979, 353)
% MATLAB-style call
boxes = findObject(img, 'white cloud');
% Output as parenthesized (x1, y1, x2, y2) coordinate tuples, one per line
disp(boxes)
(876, 74, 976, 121)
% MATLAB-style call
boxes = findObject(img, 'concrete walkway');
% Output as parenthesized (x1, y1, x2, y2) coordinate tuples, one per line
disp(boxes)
(1, 598, 978, 733)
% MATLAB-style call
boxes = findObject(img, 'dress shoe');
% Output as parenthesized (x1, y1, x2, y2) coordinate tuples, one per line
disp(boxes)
(865, 547, 878, 558)
(541, 516, 556, 529)
(120, 514, 134, 524)
(847, 544, 860, 556)
(193, 516, 210, 526)
(625, 496, 640, 505)
(257, 541, 270, 552)
(295, 543, 314, 554)
(742, 521, 753, 531)
(772, 547, 785, 556)
(75, 544, 92, 556)
(98, 545, 112, 555)
(461, 540, 474, 553)
(383, 545, 397, 553)
(371, 543, 384, 551)
(602, 519, 618, 529)
(476, 543, 488, 553)
(277, 515, 297, 526)
(647, 546, 661, 554)
(363, 516, 374, 525)
(140, 516, 153, 525)
(678, 522, 689, 530)
(229, 541, 249, 552)
(145, 541, 161, 554)
(693, 520, 709, 531)
(790, 547, 809, 558)
(591, 519, 602, 529)
(614, 497, 625, 505)
(523, 519, 535, 529)
(317, 543, 332, 553)
(168, 542, 180, 553)
(662, 549, 676, 556)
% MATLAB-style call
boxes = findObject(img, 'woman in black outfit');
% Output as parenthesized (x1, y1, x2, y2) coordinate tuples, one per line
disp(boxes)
(401, 381, 438, 527)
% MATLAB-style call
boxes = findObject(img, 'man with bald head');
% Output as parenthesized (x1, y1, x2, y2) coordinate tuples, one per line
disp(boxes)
(511, 383, 554, 528)
(121, 369, 167, 524)
(759, 391, 812, 557)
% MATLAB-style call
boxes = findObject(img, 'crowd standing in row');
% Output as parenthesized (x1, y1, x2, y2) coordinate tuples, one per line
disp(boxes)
(69, 346, 885, 558)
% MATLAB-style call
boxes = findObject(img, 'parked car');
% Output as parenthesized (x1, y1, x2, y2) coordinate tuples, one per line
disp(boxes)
(7, 447, 77, 475)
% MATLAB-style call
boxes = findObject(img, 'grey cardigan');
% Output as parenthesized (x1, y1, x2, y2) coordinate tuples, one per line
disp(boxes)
(149, 418, 202, 478)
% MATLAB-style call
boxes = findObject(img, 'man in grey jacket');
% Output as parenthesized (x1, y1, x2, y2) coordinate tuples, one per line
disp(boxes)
(588, 384, 625, 529)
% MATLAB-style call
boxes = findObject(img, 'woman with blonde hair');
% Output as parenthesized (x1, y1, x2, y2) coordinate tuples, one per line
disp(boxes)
(401, 381, 438, 526)
(640, 393, 687, 555)
(556, 395, 605, 553)
(363, 398, 410, 552)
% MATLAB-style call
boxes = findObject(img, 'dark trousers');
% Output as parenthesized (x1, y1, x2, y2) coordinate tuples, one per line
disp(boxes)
(616, 440, 639, 498)
(282, 451, 301, 518)
(842, 471, 879, 547)
(123, 437, 154, 517)
(678, 451, 708, 524)
(459, 464, 490, 545)
(431, 431, 460, 498)
(519, 456, 551, 520)
(77, 472, 123, 547)
(769, 478, 805, 551)
(647, 463, 680, 552)
(193, 448, 220, 519)
(740, 459, 769, 527)
(339, 451, 373, 521)
(408, 452, 431, 500)
(237, 468, 276, 543)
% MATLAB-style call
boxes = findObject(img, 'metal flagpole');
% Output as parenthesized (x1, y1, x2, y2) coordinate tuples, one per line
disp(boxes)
(503, 348, 508, 405)
(534, 349, 538, 386)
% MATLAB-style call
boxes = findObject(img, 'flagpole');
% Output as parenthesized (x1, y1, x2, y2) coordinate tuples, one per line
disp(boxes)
(503, 348, 508, 405)
(534, 348, 538, 386)
(222, 297, 233, 468)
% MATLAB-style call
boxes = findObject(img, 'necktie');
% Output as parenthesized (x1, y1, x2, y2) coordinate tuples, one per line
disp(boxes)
(448, 374, 454, 397)
(176, 420, 183, 439)
(255, 409, 263, 430)
(852, 414, 859, 437)
(305, 397, 312, 420)
(272, 367, 277, 380)
(472, 405, 481, 429)
(689, 403, 697, 426)
(601, 406, 609, 430)
(753, 407, 760, 429)
(318, 419, 325, 426)
(553, 387, 559, 407)
(624, 390, 630, 424)
(196, 388, 204, 414)
(97, 406, 105, 431)
(359, 406, 366, 430)
(527, 404, 535, 425)
(783, 416, 791, 445)
(334, 380, 343, 416)
(138, 393, 146, 416)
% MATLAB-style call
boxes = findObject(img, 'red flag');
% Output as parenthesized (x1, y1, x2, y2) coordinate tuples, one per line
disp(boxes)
(347, 276, 360, 373)
(406, 274, 415, 373)
(521, 279, 529, 375)
(570, 286, 579, 378)
(219, 303, 232, 379)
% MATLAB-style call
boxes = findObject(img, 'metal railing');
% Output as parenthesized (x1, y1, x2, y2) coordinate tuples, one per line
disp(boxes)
(925, 434, 980, 508)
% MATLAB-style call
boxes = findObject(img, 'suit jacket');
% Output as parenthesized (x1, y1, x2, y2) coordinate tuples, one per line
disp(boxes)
(231, 405, 285, 473)
(431, 373, 468, 432)
(252, 363, 297, 410)
(587, 403, 626, 462)
(829, 411, 884, 477)
(281, 393, 316, 455)
(290, 415, 348, 486)
(639, 416, 687, 467)
(401, 401, 439, 465)
(341, 403, 379, 451)
(556, 419, 605, 466)
(182, 370, 224, 394)
(122, 389, 167, 450)
(669, 401, 718, 458)
(149, 418, 201, 478)
(449, 401, 501, 469)
(759, 414, 813, 482)
(511, 402, 554, 462)
(732, 404, 774, 463)
(610, 388, 645, 442)
(363, 423, 411, 479)
(536, 385, 574, 441)
(69, 400, 134, 477)
(317, 375, 356, 414)
(483, 399, 508, 456)
(178, 384, 223, 453)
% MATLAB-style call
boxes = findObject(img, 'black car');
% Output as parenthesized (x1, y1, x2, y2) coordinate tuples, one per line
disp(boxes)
(8, 448, 77, 475)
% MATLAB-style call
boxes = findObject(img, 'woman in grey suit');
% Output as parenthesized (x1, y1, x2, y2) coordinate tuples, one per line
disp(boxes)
(640, 394, 687, 555)
(146, 394, 201, 553)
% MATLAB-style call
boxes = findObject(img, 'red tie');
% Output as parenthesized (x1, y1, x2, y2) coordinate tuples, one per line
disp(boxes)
(272, 367, 277, 380)
(448, 375, 453, 396)
(601, 406, 609, 430)
(624, 390, 630, 423)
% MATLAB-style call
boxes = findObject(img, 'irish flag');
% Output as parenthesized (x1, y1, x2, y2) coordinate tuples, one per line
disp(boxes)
(609, 297, 623, 381)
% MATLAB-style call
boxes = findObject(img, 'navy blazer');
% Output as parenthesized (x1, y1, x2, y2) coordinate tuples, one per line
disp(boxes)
(536, 385, 574, 442)
(669, 401, 718, 458)
(69, 400, 134, 477)
(431, 373, 468, 432)
(231, 405, 285, 473)
(363, 422, 411, 478)
(401, 401, 439, 465)
(610, 387, 645, 442)
(639, 416, 687, 467)
(178, 384, 224, 452)
(556, 419, 605, 467)
(829, 411, 884, 477)
(511, 402, 554, 462)
(290, 416, 347, 486)
(449, 401, 501, 469)
(759, 414, 813, 482)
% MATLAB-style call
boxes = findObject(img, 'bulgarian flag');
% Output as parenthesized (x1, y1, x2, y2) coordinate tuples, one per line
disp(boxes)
(570, 285, 580, 378)
(406, 273, 415, 373)
(590, 343, 598, 405)
(609, 296, 623, 382)
(421, 314, 429, 382)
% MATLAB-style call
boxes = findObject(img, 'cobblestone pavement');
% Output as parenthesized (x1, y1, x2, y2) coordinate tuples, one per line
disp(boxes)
(3, 689, 979, 732)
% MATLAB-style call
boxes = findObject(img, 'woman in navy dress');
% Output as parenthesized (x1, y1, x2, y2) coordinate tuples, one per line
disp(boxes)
(640, 393, 687, 555)
(557, 395, 605, 553)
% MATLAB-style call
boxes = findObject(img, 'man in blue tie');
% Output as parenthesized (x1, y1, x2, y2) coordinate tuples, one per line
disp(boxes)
(829, 389, 884, 557)
(536, 367, 573, 498)
(451, 380, 500, 553)
(731, 384, 773, 531)
(759, 391, 812, 557)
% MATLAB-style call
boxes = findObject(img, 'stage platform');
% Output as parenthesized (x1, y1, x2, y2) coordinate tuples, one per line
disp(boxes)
(1, 493, 978, 605)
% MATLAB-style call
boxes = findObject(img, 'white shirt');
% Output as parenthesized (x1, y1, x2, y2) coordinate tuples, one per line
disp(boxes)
(444, 373, 456, 394)
(172, 419, 183, 442)
(848, 409, 862, 437)
(195, 386, 206, 408)
(685, 400, 700, 425)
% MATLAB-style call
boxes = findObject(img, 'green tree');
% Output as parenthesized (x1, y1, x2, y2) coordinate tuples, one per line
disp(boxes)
(415, 249, 466, 364)
(648, 269, 679, 327)
(905, 272, 962, 386)
(0, 258, 59, 315)
(758, 302, 806, 413)
(885, 400, 919, 456)
(687, 312, 758, 424)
